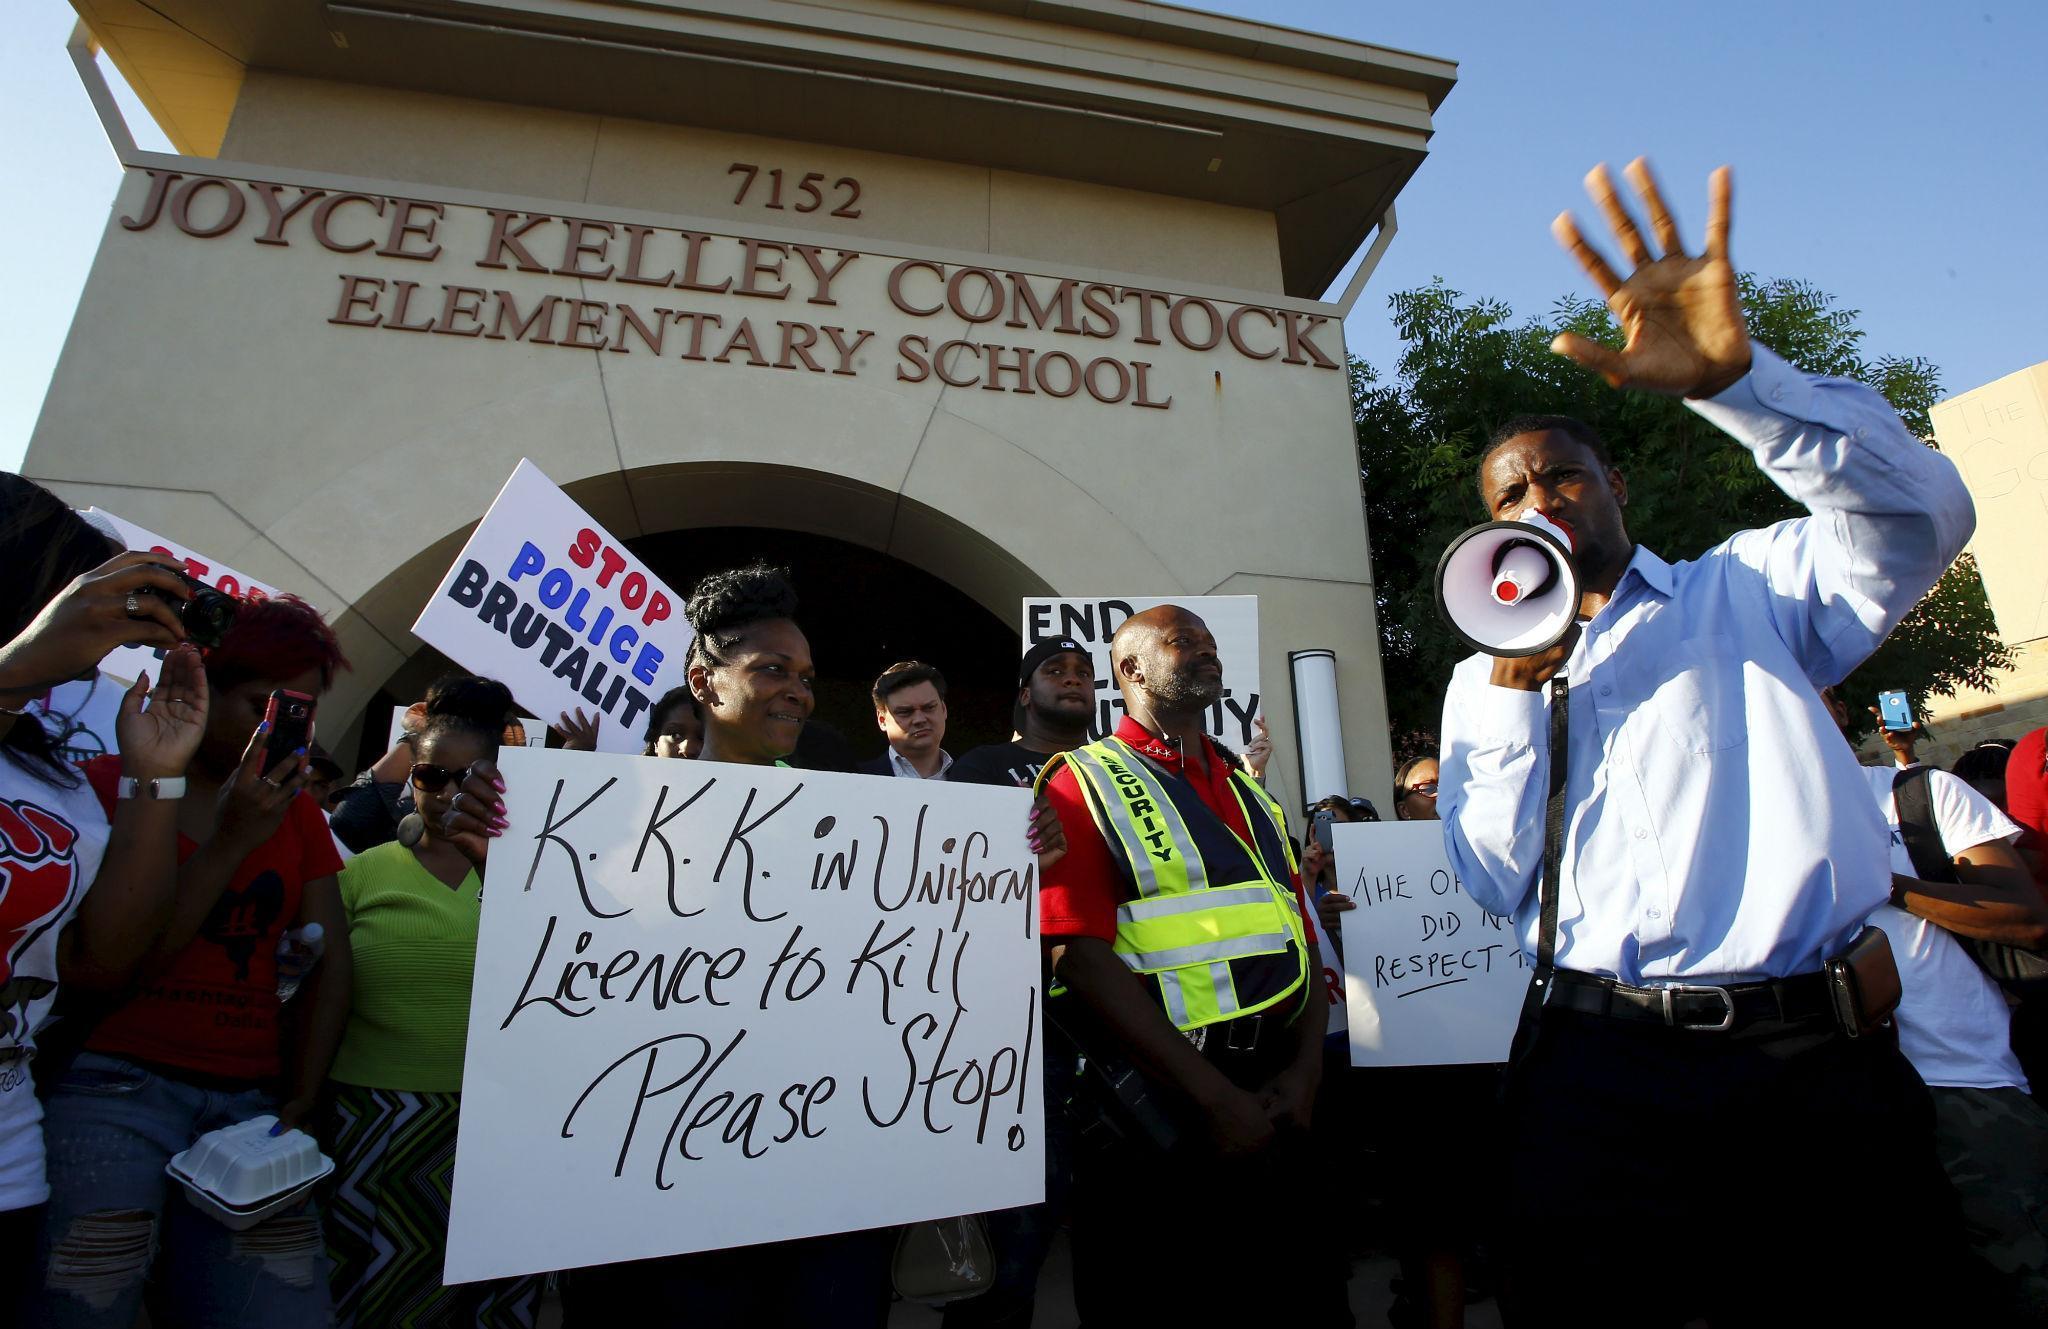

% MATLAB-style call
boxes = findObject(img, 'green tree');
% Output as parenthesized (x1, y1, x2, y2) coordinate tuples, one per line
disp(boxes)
(1356, 277, 2012, 748)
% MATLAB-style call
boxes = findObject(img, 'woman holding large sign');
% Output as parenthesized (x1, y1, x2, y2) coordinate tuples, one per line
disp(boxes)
(445, 564, 897, 1325)
(439, 564, 1066, 1324)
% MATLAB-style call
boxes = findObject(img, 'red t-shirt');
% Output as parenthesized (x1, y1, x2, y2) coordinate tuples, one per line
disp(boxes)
(1040, 717, 1316, 944)
(81, 756, 342, 1081)
(2008, 728, 2048, 889)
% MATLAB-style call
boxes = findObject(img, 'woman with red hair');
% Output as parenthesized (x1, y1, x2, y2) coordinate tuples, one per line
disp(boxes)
(27, 593, 353, 1329)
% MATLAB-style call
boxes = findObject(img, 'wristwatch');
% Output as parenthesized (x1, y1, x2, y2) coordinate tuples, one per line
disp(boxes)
(116, 775, 187, 800)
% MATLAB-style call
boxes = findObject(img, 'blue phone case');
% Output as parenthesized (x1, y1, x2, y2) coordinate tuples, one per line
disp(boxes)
(1877, 691, 1914, 732)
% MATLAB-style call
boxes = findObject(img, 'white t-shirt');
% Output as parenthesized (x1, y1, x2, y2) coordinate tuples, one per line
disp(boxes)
(1861, 764, 2028, 1091)
(0, 752, 112, 1210)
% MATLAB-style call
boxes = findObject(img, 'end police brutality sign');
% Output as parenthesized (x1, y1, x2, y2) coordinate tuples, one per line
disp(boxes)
(412, 461, 691, 752)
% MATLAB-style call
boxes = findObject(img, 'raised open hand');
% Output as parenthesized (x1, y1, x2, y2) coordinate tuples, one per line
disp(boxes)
(1550, 159, 1751, 400)
(554, 706, 601, 752)
(115, 643, 209, 780)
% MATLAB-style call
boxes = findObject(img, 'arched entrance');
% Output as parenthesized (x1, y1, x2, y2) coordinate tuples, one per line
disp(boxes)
(336, 462, 1052, 769)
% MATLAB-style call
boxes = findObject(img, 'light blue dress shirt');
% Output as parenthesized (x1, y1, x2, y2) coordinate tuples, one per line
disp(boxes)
(1438, 346, 1976, 984)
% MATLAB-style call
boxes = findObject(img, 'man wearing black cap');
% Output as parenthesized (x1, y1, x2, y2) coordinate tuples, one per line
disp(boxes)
(949, 637, 1095, 789)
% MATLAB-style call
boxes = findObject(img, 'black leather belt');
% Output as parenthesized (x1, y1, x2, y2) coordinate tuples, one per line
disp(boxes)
(1546, 968, 1835, 1033)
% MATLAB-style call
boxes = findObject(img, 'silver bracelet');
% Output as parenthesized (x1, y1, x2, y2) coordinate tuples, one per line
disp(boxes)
(116, 775, 187, 800)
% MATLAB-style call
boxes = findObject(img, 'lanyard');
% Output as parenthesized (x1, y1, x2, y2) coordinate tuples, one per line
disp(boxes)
(1529, 676, 1570, 1007)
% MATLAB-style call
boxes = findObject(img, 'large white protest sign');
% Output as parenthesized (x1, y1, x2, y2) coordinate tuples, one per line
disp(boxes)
(411, 462, 692, 754)
(80, 508, 282, 685)
(1021, 595, 1260, 748)
(446, 747, 1044, 1283)
(1333, 821, 1526, 1067)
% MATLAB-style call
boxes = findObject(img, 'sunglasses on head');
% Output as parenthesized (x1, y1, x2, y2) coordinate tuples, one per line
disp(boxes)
(409, 763, 463, 793)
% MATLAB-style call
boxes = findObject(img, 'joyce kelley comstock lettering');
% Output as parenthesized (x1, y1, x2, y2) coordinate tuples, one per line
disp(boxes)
(116, 169, 1342, 411)
(489, 769, 1040, 1188)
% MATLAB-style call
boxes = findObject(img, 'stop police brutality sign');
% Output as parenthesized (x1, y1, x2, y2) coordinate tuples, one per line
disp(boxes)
(411, 461, 693, 753)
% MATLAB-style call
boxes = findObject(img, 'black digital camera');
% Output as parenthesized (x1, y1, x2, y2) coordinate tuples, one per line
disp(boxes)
(140, 570, 239, 649)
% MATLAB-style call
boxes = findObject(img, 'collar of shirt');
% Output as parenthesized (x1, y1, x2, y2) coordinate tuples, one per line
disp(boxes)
(1614, 543, 1673, 602)
(888, 747, 953, 780)
(1111, 715, 1222, 776)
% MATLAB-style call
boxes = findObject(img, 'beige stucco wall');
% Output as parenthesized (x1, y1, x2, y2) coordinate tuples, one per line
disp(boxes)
(25, 92, 1395, 815)
(1933, 362, 2048, 649)
(1888, 362, 2048, 764)
(218, 74, 1288, 297)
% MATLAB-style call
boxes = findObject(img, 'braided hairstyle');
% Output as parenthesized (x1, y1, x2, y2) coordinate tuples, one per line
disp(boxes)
(0, 476, 121, 785)
(418, 675, 512, 759)
(685, 563, 799, 671)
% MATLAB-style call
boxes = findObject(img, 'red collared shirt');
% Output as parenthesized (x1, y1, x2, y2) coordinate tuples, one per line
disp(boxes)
(1040, 717, 1316, 944)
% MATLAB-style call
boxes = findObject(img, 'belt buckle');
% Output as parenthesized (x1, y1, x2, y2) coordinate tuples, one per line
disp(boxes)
(1661, 984, 1735, 1032)
(1225, 1014, 1263, 1052)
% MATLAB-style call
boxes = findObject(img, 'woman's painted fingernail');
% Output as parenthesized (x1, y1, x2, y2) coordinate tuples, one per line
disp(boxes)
(492, 800, 507, 816)
(487, 826, 504, 838)
(491, 776, 507, 792)
(488, 816, 509, 831)
(293, 746, 307, 757)
(257, 721, 271, 733)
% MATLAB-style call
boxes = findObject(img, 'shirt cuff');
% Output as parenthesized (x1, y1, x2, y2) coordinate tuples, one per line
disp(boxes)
(1470, 683, 1550, 747)
(1685, 344, 1815, 440)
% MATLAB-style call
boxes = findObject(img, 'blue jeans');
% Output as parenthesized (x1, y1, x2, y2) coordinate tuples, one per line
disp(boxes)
(23, 1051, 334, 1329)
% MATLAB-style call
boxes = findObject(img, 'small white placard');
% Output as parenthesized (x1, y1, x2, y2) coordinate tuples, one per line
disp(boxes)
(410, 461, 691, 754)
(1333, 821, 1526, 1066)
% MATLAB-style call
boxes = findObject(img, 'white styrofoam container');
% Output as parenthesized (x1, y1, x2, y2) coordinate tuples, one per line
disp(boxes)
(165, 1115, 334, 1231)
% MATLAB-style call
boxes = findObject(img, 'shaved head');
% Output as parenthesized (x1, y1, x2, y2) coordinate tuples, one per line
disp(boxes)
(1109, 604, 1193, 672)
(1109, 605, 1222, 715)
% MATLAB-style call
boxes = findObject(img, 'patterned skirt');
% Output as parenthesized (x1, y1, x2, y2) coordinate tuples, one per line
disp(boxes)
(328, 1082, 543, 1329)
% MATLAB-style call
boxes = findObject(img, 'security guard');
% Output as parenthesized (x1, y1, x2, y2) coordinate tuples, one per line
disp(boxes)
(1036, 604, 1343, 1325)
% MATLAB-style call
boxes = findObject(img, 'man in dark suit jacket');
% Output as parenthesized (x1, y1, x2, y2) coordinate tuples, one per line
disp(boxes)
(859, 660, 951, 779)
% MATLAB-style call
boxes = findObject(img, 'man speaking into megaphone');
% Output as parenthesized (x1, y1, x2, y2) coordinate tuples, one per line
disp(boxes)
(1435, 160, 1982, 1325)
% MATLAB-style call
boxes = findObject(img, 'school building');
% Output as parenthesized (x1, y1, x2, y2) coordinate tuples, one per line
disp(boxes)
(26, 0, 1457, 812)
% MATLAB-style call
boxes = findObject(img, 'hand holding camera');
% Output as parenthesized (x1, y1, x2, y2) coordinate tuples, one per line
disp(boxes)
(0, 551, 200, 708)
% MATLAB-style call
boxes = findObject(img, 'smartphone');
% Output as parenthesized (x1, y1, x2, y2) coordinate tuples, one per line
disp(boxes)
(1312, 807, 1336, 851)
(1877, 690, 1914, 733)
(261, 689, 317, 778)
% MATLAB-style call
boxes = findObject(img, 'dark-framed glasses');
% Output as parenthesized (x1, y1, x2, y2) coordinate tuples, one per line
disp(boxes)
(409, 763, 462, 793)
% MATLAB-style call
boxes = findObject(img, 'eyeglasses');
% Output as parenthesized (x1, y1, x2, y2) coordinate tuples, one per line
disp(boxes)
(408, 763, 463, 793)
(1401, 780, 1439, 799)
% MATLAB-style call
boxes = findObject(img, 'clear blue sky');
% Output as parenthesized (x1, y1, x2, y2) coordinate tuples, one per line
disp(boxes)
(4, 0, 2044, 472)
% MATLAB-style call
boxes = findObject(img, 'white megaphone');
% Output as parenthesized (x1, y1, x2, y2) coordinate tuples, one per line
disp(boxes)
(1434, 510, 1581, 657)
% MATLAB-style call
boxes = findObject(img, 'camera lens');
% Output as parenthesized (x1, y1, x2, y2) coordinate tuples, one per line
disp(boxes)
(176, 574, 239, 650)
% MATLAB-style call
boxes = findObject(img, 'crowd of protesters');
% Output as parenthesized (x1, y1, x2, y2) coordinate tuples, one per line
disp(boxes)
(5, 459, 2048, 1327)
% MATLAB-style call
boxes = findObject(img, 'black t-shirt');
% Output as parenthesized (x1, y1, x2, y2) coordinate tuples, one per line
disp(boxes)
(948, 741, 1063, 790)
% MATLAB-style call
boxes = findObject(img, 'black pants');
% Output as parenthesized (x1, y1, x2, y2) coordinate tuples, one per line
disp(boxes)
(561, 1226, 894, 1329)
(1496, 1005, 1983, 1328)
(1068, 1042, 1352, 1328)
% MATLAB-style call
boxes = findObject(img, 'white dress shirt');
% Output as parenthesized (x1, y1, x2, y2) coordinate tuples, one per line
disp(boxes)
(1440, 346, 1976, 984)
(887, 748, 952, 780)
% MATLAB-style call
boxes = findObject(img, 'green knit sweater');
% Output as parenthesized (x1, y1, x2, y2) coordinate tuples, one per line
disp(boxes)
(330, 841, 483, 1093)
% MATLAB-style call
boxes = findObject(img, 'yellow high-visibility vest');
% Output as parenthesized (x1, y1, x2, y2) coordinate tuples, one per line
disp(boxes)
(1042, 736, 1310, 1032)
